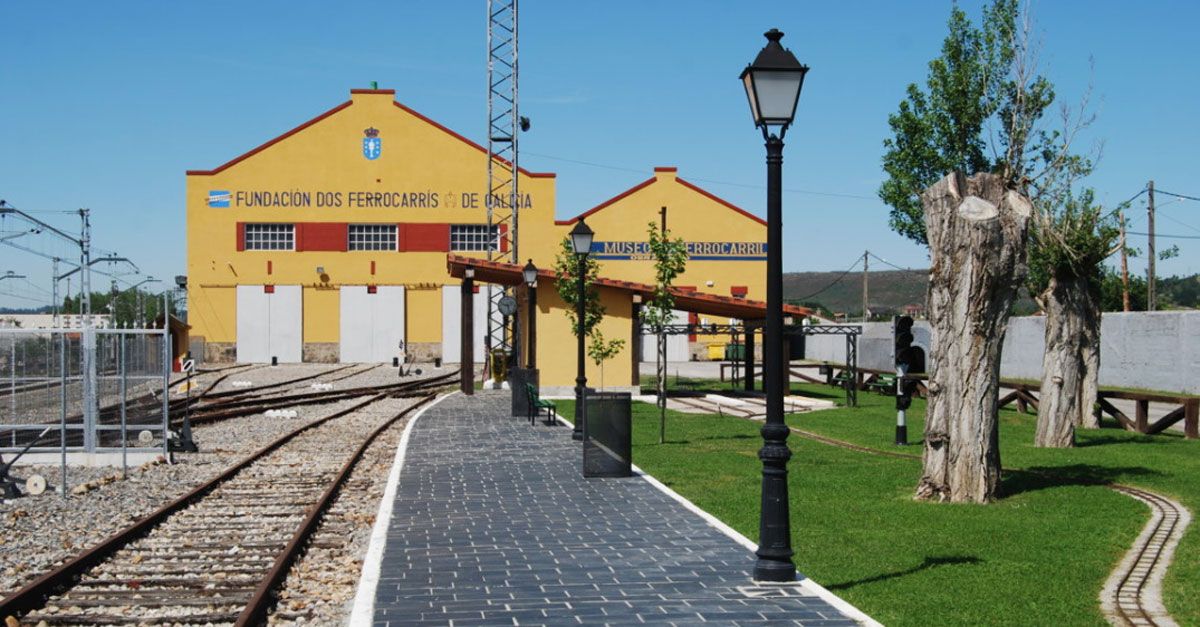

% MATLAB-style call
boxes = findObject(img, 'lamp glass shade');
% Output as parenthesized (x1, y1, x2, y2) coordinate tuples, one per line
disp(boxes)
(740, 29, 808, 128)
(522, 260, 538, 285)
(569, 220, 594, 255)
(743, 69, 804, 125)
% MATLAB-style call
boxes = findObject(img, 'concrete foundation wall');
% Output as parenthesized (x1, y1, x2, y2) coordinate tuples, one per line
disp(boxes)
(302, 342, 339, 363)
(203, 340, 236, 363)
(804, 311, 1200, 395)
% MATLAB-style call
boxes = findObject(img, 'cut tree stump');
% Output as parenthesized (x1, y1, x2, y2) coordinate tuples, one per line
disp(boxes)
(915, 172, 1031, 504)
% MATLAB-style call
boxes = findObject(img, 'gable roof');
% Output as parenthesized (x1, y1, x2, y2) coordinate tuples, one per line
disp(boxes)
(555, 170, 766, 226)
(186, 89, 555, 178)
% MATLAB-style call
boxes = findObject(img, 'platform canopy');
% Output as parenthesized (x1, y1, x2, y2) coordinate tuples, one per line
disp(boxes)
(446, 254, 812, 321)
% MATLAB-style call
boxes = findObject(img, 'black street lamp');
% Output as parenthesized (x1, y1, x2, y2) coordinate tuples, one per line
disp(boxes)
(740, 28, 809, 583)
(523, 259, 538, 369)
(569, 219, 594, 441)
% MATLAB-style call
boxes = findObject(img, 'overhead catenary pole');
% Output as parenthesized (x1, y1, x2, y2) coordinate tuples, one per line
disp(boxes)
(861, 250, 869, 322)
(1119, 208, 1130, 312)
(1147, 180, 1156, 311)
(658, 206, 668, 445)
(79, 208, 97, 452)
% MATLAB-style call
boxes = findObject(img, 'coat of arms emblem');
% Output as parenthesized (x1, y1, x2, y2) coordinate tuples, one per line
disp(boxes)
(362, 127, 381, 160)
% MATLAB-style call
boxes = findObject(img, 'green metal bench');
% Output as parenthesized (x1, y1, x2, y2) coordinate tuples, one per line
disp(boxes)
(865, 374, 897, 395)
(526, 383, 557, 426)
(831, 371, 855, 389)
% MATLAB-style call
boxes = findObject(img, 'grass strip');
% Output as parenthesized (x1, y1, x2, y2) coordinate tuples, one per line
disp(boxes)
(559, 383, 1183, 626)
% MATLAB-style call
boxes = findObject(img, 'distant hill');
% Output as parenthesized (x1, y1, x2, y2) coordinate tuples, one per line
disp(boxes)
(786, 269, 1200, 318)
(783, 269, 927, 318)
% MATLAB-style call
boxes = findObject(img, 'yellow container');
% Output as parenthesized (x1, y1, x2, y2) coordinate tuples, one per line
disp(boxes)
(706, 343, 726, 361)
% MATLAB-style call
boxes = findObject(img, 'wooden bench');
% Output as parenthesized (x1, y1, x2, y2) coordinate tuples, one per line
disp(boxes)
(525, 383, 557, 426)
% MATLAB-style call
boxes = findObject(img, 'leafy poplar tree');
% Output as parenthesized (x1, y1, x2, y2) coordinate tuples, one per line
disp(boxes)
(641, 221, 687, 444)
(880, 0, 1116, 501)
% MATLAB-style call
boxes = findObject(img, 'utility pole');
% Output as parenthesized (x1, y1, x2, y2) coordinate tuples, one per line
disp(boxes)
(861, 250, 869, 322)
(1119, 209, 1130, 312)
(79, 208, 96, 451)
(51, 258, 60, 327)
(1147, 181, 1156, 311)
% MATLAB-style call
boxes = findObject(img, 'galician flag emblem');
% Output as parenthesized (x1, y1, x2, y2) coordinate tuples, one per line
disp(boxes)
(362, 127, 381, 160)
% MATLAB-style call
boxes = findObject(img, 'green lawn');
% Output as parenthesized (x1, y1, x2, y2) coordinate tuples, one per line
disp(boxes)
(560, 381, 1200, 626)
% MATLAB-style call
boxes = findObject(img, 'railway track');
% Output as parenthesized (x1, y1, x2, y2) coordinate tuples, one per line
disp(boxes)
(3, 364, 444, 449)
(0, 390, 443, 625)
(1103, 486, 1191, 627)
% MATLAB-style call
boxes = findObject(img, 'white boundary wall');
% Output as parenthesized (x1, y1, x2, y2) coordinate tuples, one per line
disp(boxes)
(804, 311, 1200, 395)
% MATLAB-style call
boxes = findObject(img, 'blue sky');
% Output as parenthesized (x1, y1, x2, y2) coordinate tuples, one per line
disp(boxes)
(1, 1, 1198, 309)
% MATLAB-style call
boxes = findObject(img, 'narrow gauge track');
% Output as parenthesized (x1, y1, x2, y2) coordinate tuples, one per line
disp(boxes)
(0, 391, 442, 625)
(784, 423, 1190, 626)
(1105, 485, 1190, 627)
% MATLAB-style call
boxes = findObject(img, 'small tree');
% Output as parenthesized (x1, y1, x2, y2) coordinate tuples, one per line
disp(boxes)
(552, 236, 603, 340)
(640, 221, 687, 444)
(587, 332, 625, 390)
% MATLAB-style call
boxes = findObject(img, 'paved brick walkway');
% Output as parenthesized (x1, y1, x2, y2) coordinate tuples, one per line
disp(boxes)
(370, 391, 867, 626)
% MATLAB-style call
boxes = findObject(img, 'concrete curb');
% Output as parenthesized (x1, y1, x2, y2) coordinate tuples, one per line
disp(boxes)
(348, 391, 456, 627)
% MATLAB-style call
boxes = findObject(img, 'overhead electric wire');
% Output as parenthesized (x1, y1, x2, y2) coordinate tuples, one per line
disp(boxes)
(1156, 189, 1200, 202)
(867, 251, 927, 274)
(792, 257, 863, 302)
(1128, 231, 1200, 240)
(1155, 207, 1200, 234)
(522, 151, 878, 201)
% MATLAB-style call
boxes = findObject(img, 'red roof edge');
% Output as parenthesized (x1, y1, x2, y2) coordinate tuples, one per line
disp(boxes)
(653, 166, 678, 172)
(554, 176, 657, 226)
(186, 100, 354, 176)
(446, 254, 813, 317)
(351, 88, 396, 94)
(392, 101, 555, 179)
(675, 177, 767, 226)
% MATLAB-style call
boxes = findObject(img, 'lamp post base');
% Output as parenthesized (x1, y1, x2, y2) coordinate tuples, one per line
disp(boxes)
(753, 558, 797, 583)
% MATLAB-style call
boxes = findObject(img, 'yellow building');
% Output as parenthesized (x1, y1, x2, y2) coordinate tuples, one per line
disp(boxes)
(185, 87, 770, 375)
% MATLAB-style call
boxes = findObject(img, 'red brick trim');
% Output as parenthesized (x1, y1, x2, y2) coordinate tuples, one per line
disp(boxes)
(399, 223, 450, 252)
(499, 223, 509, 253)
(186, 101, 354, 176)
(554, 177, 657, 225)
(676, 177, 767, 226)
(297, 222, 348, 252)
(731, 285, 749, 297)
(236, 222, 245, 252)
(654, 166, 678, 172)
(392, 101, 555, 179)
(350, 88, 396, 94)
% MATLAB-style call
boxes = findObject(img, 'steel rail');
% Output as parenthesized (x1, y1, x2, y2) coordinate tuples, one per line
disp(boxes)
(1110, 485, 1181, 627)
(0, 393, 388, 620)
(235, 392, 436, 625)
(184, 372, 456, 426)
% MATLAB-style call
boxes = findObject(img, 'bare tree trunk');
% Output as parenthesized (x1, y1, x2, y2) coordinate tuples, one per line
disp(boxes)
(1035, 276, 1083, 447)
(1036, 273, 1102, 447)
(916, 172, 1032, 504)
(1079, 297, 1101, 430)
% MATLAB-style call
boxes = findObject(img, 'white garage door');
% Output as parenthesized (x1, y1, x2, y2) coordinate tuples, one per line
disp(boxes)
(642, 309, 690, 363)
(236, 285, 302, 363)
(339, 286, 405, 363)
(441, 285, 488, 363)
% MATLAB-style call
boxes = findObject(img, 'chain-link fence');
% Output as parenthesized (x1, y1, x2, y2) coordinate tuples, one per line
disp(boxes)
(0, 328, 170, 458)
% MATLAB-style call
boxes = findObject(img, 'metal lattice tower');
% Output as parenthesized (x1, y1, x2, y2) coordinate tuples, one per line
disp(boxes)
(486, 0, 519, 378)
